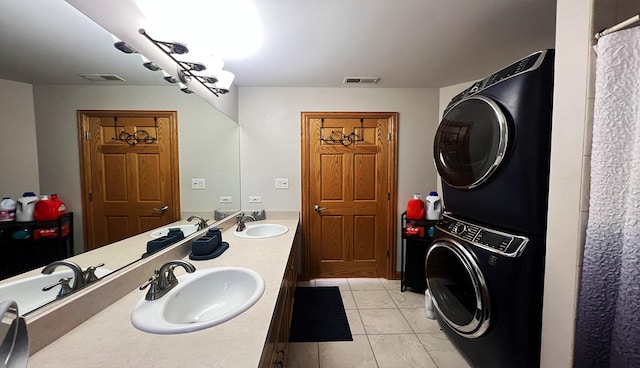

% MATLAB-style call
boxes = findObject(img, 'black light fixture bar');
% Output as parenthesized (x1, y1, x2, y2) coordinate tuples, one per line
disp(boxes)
(139, 28, 221, 97)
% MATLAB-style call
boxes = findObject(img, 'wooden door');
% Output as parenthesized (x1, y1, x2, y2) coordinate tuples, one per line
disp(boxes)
(78, 110, 180, 251)
(301, 112, 398, 279)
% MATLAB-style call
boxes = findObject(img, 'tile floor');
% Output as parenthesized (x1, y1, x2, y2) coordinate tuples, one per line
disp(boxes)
(287, 278, 471, 368)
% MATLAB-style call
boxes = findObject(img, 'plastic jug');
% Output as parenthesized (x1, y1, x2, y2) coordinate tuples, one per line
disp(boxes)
(16, 192, 39, 222)
(0, 197, 16, 222)
(406, 193, 425, 220)
(34, 194, 66, 221)
(425, 191, 442, 220)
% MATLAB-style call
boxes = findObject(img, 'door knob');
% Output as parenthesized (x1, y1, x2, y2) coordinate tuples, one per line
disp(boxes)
(153, 205, 169, 213)
(314, 205, 327, 212)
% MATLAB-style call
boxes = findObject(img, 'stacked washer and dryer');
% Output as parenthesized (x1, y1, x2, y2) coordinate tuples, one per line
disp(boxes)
(425, 50, 555, 368)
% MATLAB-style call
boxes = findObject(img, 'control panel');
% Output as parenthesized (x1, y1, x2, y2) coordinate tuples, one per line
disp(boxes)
(437, 214, 529, 257)
(443, 50, 548, 113)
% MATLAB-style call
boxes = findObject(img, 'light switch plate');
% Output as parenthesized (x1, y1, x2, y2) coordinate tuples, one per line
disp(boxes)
(275, 178, 289, 189)
(248, 196, 262, 203)
(191, 178, 205, 189)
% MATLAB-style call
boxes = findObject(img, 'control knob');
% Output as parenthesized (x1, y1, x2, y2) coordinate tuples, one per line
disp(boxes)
(452, 223, 467, 235)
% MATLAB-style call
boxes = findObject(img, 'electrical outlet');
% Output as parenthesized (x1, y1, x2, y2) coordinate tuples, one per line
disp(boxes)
(219, 196, 232, 203)
(275, 178, 289, 189)
(191, 178, 206, 189)
(248, 196, 262, 203)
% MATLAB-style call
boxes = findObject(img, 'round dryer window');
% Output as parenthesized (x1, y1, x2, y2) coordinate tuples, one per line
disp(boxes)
(425, 240, 490, 338)
(434, 95, 509, 189)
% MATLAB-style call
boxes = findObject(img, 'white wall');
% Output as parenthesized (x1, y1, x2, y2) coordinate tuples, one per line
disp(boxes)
(0, 79, 40, 198)
(238, 87, 441, 269)
(33, 85, 240, 253)
(541, 0, 592, 366)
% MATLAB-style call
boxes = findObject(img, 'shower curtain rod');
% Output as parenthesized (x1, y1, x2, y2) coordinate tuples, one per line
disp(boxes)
(595, 12, 640, 39)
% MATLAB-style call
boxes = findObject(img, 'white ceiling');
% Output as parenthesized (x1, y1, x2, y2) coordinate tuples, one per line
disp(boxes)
(0, 0, 557, 89)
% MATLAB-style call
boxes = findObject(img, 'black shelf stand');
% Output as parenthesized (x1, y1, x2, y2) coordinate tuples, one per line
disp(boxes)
(0, 212, 74, 279)
(401, 212, 437, 293)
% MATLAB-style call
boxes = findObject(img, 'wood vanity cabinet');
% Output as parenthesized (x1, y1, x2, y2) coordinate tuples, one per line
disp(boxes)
(260, 241, 297, 368)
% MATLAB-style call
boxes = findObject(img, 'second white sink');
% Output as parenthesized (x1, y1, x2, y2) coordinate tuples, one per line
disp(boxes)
(131, 267, 265, 334)
(233, 223, 288, 239)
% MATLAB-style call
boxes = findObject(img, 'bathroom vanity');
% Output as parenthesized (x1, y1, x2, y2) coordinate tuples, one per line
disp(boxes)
(26, 214, 299, 368)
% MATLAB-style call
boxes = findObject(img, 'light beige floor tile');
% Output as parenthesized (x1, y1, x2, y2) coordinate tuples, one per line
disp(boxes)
(341, 290, 357, 310)
(369, 334, 437, 368)
(400, 308, 442, 334)
(346, 309, 365, 335)
(287, 342, 319, 368)
(352, 290, 396, 309)
(388, 289, 425, 309)
(359, 309, 413, 334)
(315, 278, 351, 290)
(379, 278, 401, 291)
(319, 335, 378, 368)
(417, 333, 471, 368)
(348, 278, 385, 290)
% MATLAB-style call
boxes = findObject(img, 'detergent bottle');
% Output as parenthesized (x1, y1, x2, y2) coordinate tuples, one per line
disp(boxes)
(425, 191, 442, 220)
(406, 193, 425, 220)
(16, 192, 39, 222)
(0, 197, 16, 222)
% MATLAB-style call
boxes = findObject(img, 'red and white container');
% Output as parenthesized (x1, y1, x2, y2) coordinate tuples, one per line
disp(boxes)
(406, 193, 425, 220)
(34, 194, 66, 221)
(0, 197, 16, 222)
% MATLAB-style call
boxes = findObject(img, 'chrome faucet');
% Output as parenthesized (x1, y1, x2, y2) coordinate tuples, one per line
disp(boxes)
(41, 260, 85, 297)
(235, 212, 256, 232)
(187, 215, 210, 231)
(139, 260, 196, 301)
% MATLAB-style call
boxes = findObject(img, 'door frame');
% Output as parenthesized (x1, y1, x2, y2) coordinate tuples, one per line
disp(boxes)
(300, 111, 399, 280)
(77, 110, 181, 251)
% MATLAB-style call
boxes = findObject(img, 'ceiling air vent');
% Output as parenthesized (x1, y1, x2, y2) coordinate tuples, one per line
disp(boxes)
(79, 74, 126, 82)
(343, 77, 380, 84)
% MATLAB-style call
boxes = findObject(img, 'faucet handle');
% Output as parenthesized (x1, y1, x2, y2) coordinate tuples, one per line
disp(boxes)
(165, 265, 179, 286)
(43, 277, 74, 298)
(139, 270, 161, 301)
(83, 263, 105, 284)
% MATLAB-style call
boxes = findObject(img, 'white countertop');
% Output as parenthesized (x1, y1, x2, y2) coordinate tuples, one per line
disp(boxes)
(27, 216, 299, 368)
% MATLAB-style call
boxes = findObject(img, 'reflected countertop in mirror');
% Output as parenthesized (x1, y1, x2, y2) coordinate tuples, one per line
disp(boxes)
(0, 212, 237, 315)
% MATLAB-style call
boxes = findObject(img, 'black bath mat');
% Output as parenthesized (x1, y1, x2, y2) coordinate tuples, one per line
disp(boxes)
(289, 286, 353, 342)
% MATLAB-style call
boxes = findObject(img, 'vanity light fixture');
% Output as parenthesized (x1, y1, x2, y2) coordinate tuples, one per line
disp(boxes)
(114, 41, 137, 54)
(182, 61, 206, 72)
(179, 82, 193, 94)
(210, 70, 235, 94)
(140, 55, 160, 71)
(112, 34, 137, 54)
(138, 28, 234, 97)
(195, 75, 219, 85)
(162, 70, 178, 83)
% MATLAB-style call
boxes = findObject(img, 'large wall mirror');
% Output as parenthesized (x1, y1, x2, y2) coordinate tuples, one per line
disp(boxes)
(0, 0, 241, 314)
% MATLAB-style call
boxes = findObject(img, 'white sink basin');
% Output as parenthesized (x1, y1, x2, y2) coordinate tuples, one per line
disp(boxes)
(0, 268, 111, 314)
(149, 224, 198, 239)
(233, 223, 288, 239)
(131, 267, 265, 334)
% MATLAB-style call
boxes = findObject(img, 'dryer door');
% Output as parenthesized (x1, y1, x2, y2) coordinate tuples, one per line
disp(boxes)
(425, 239, 490, 338)
(434, 95, 509, 189)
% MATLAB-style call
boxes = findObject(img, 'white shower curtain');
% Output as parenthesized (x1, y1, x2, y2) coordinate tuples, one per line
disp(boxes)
(574, 26, 640, 368)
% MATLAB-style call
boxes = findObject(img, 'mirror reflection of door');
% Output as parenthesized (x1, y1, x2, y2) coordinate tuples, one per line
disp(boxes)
(301, 112, 398, 279)
(78, 110, 180, 251)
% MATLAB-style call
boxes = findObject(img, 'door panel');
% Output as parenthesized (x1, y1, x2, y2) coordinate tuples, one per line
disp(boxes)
(302, 112, 398, 279)
(79, 111, 180, 251)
